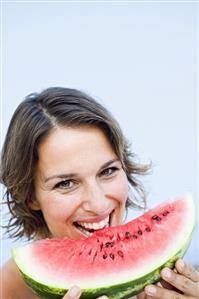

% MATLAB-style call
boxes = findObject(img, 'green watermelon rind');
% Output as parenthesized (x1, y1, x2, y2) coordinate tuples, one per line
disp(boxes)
(17, 236, 193, 299)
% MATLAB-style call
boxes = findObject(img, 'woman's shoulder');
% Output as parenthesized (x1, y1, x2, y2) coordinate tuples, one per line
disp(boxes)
(1, 258, 39, 299)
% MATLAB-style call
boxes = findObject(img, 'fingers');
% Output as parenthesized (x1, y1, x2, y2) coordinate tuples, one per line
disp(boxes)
(145, 284, 187, 298)
(156, 282, 162, 288)
(62, 286, 108, 299)
(160, 268, 198, 297)
(175, 259, 199, 282)
(160, 260, 199, 297)
(158, 279, 183, 293)
(62, 286, 81, 299)
(144, 259, 199, 298)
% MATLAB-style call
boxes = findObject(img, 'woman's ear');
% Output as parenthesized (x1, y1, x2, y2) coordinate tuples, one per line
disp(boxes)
(29, 198, 41, 211)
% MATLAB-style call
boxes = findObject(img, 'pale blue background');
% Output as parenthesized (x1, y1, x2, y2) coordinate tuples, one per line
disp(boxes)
(1, 2, 198, 267)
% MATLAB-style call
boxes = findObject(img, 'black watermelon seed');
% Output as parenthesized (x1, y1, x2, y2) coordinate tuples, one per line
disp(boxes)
(103, 254, 107, 259)
(145, 227, 151, 232)
(88, 249, 92, 255)
(163, 211, 169, 216)
(117, 250, 124, 257)
(105, 242, 114, 247)
(137, 230, 142, 235)
(132, 234, 138, 239)
(109, 253, 115, 260)
(100, 244, 103, 251)
(125, 232, 131, 238)
(152, 215, 161, 221)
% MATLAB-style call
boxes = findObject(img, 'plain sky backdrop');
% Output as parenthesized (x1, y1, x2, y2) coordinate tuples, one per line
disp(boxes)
(1, 2, 198, 267)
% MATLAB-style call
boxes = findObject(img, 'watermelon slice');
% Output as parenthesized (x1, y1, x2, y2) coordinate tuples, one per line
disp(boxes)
(12, 194, 195, 299)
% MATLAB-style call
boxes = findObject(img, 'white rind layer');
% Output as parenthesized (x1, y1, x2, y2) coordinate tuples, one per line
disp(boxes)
(12, 194, 195, 289)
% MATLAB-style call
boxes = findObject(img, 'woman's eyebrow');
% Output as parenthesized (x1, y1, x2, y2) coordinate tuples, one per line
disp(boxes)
(44, 173, 76, 183)
(44, 158, 120, 183)
(99, 158, 120, 170)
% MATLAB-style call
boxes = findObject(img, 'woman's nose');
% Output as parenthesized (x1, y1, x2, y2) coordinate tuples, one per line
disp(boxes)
(81, 180, 110, 214)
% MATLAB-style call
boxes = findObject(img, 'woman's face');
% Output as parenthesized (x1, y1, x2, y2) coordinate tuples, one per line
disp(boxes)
(33, 126, 129, 239)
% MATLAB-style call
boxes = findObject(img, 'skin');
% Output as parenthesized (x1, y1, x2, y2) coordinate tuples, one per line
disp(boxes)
(1, 126, 199, 299)
(31, 126, 128, 238)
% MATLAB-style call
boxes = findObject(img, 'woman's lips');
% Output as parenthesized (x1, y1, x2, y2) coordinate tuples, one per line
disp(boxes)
(74, 210, 114, 223)
(73, 210, 114, 237)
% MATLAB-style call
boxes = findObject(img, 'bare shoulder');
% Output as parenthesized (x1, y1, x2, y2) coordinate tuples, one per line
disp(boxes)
(1, 258, 39, 299)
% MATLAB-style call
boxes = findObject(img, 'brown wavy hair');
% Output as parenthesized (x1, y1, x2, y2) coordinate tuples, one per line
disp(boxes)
(1, 87, 151, 240)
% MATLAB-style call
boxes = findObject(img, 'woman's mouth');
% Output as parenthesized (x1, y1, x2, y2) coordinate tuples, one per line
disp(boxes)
(73, 214, 112, 237)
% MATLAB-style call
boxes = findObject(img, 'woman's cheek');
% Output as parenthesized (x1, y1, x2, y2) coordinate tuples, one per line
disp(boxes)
(110, 172, 129, 204)
(119, 177, 129, 205)
(41, 198, 71, 222)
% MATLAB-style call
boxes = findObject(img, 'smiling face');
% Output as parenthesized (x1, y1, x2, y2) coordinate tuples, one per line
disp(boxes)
(32, 126, 129, 239)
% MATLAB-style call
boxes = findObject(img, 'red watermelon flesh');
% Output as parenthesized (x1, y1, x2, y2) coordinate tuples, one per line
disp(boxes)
(12, 194, 195, 298)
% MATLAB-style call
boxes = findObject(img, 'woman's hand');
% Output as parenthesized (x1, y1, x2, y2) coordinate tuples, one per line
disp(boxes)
(144, 259, 199, 298)
(61, 259, 199, 299)
(62, 285, 108, 299)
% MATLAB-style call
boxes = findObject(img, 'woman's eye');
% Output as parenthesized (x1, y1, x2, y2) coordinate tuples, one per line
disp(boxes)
(54, 180, 74, 190)
(101, 167, 119, 177)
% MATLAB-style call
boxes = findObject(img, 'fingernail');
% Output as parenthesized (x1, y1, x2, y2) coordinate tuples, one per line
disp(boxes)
(163, 268, 172, 279)
(69, 286, 80, 298)
(98, 296, 109, 299)
(145, 285, 156, 295)
(178, 259, 184, 271)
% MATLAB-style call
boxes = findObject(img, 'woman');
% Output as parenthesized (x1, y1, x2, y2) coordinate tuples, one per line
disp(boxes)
(1, 87, 198, 299)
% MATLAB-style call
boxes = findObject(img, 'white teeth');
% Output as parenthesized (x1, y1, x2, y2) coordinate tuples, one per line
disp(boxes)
(78, 226, 93, 237)
(77, 215, 109, 230)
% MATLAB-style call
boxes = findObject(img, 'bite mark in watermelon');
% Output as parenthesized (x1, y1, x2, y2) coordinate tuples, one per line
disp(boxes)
(12, 194, 195, 299)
